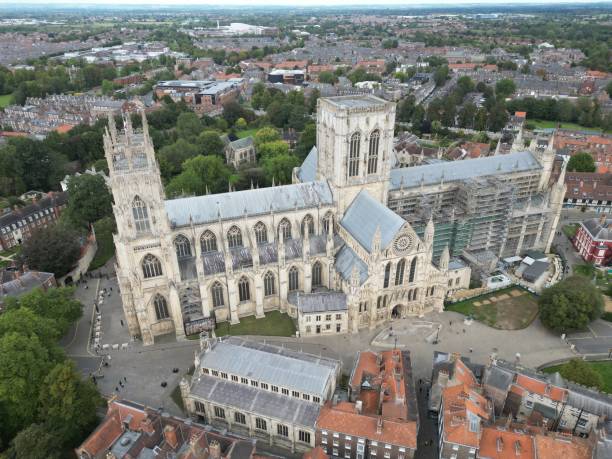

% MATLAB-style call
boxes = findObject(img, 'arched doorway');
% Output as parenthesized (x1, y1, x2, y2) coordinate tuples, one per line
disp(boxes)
(391, 304, 403, 319)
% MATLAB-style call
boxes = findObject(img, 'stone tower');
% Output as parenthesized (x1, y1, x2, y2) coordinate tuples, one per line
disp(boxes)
(105, 111, 185, 345)
(315, 95, 396, 215)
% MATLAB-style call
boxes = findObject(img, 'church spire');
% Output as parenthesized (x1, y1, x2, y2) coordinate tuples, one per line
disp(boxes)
(371, 225, 382, 254)
(425, 215, 435, 245)
(439, 245, 450, 272)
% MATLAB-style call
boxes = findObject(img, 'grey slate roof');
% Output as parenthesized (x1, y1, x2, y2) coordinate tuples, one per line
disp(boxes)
(288, 291, 347, 313)
(0, 270, 54, 300)
(298, 146, 318, 183)
(334, 244, 368, 285)
(325, 95, 388, 110)
(483, 364, 514, 392)
(198, 338, 336, 396)
(165, 181, 333, 227)
(228, 136, 254, 151)
(340, 190, 405, 253)
(389, 151, 542, 190)
(190, 375, 321, 428)
(522, 260, 549, 283)
(582, 218, 612, 241)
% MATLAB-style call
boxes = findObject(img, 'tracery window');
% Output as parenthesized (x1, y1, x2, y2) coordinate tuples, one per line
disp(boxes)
(367, 129, 380, 174)
(227, 226, 243, 248)
(142, 254, 162, 278)
(201, 231, 217, 253)
(132, 196, 150, 233)
(153, 294, 169, 320)
(348, 132, 361, 177)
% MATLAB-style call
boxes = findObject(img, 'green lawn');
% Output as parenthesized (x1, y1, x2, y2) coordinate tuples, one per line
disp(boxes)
(543, 361, 612, 393)
(445, 287, 539, 330)
(573, 264, 611, 293)
(562, 223, 578, 239)
(236, 128, 258, 139)
(214, 310, 296, 337)
(0, 94, 12, 108)
(528, 119, 606, 133)
(89, 217, 116, 271)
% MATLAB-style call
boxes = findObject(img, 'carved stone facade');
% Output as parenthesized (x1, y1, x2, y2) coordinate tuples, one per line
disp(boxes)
(107, 95, 472, 345)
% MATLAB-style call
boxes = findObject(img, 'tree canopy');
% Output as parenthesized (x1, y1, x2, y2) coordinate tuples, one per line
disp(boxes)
(65, 173, 113, 227)
(567, 152, 596, 173)
(538, 275, 604, 332)
(20, 224, 82, 278)
(554, 359, 604, 391)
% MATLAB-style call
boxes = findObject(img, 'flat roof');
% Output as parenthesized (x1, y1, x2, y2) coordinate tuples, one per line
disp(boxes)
(324, 95, 388, 110)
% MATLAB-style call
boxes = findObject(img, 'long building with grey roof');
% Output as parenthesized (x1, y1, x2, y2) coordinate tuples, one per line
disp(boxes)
(181, 335, 341, 453)
(105, 94, 561, 347)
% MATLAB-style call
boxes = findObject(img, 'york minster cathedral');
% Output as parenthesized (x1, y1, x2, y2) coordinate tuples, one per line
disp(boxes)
(105, 95, 563, 345)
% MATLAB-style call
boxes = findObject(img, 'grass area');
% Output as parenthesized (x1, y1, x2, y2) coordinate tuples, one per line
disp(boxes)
(445, 286, 539, 330)
(236, 128, 259, 139)
(0, 94, 12, 108)
(543, 361, 612, 393)
(573, 264, 611, 294)
(528, 119, 606, 133)
(89, 217, 116, 271)
(214, 310, 296, 337)
(562, 223, 578, 239)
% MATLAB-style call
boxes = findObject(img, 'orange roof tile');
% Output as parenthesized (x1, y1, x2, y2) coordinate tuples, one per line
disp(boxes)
(303, 446, 329, 459)
(534, 433, 593, 459)
(515, 111, 527, 118)
(441, 384, 491, 448)
(479, 427, 535, 459)
(55, 124, 75, 134)
(514, 375, 567, 402)
(0, 131, 27, 137)
(317, 402, 417, 449)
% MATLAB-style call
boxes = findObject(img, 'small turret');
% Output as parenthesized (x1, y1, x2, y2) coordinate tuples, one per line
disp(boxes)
(371, 225, 382, 254)
(424, 215, 435, 245)
(439, 245, 450, 272)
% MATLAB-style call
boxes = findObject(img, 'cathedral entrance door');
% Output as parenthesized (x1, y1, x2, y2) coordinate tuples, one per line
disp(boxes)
(391, 305, 403, 319)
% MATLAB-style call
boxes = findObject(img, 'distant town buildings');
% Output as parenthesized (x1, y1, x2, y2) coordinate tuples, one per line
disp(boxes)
(154, 79, 244, 114)
(58, 41, 186, 65)
(0, 94, 124, 136)
(0, 268, 55, 310)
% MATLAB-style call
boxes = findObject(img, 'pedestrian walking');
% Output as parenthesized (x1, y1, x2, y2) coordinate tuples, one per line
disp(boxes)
(115, 386, 119, 392)
(124, 376, 127, 382)
(120, 319, 124, 327)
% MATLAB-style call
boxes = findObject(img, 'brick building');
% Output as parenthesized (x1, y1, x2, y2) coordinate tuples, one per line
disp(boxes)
(0, 191, 68, 250)
(573, 216, 612, 266)
(315, 349, 419, 459)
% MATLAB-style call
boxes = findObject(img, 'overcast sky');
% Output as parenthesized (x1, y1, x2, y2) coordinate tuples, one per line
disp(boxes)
(0, 0, 607, 5)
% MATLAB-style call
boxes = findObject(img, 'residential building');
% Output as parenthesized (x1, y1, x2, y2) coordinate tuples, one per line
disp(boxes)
(315, 349, 419, 459)
(76, 398, 257, 459)
(563, 172, 612, 213)
(290, 291, 349, 336)
(181, 335, 342, 453)
(0, 191, 68, 250)
(573, 216, 612, 266)
(0, 268, 56, 310)
(154, 80, 243, 114)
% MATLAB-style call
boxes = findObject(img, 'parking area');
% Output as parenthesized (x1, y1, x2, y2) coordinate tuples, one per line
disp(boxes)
(567, 319, 612, 355)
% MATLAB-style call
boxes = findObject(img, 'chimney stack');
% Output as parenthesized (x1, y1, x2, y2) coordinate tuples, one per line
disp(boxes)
(163, 425, 179, 450)
(355, 400, 363, 414)
(376, 417, 383, 434)
(209, 440, 222, 459)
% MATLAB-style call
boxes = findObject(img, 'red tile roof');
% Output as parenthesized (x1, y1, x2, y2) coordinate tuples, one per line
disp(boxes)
(479, 426, 536, 459)
(514, 374, 567, 403)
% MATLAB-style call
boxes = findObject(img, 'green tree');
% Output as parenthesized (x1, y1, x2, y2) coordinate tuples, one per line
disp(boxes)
(9, 137, 66, 191)
(176, 112, 203, 140)
(433, 65, 449, 87)
(556, 359, 604, 391)
(262, 153, 300, 185)
(0, 333, 56, 442)
(567, 152, 596, 173)
(157, 139, 200, 179)
(258, 140, 290, 159)
(495, 79, 517, 99)
(197, 130, 225, 157)
(9, 424, 63, 459)
(65, 174, 113, 227)
(458, 102, 477, 129)
(254, 126, 281, 148)
(5, 287, 82, 336)
(235, 117, 248, 130)
(166, 155, 231, 196)
(294, 122, 316, 159)
(539, 275, 604, 332)
(606, 81, 612, 98)
(20, 224, 81, 278)
(38, 360, 103, 447)
(0, 307, 62, 348)
(318, 71, 338, 84)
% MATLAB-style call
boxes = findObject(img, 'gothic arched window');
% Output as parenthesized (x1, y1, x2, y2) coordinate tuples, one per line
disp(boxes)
(409, 257, 417, 283)
(395, 259, 406, 286)
(367, 129, 380, 175)
(153, 294, 169, 320)
(348, 132, 361, 177)
(254, 222, 268, 245)
(211, 282, 224, 307)
(288, 266, 299, 292)
(238, 277, 250, 302)
(132, 196, 151, 233)
(142, 254, 162, 279)
(312, 261, 322, 287)
(322, 212, 334, 235)
(227, 226, 243, 249)
(264, 271, 276, 296)
(383, 262, 392, 288)
(174, 235, 191, 258)
(201, 230, 217, 253)
(278, 218, 292, 241)
(301, 214, 315, 237)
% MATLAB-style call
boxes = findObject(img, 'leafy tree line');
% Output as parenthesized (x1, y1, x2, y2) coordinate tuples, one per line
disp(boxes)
(0, 288, 103, 457)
